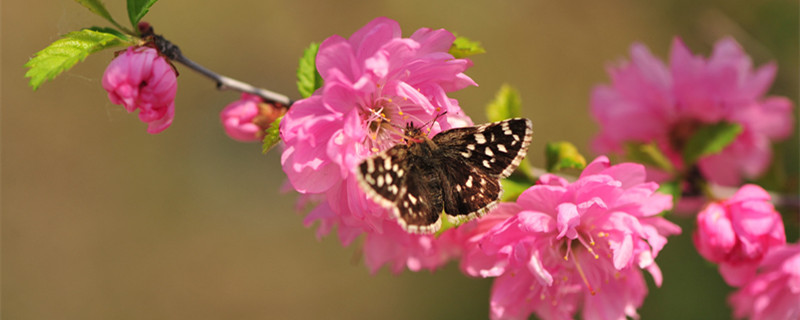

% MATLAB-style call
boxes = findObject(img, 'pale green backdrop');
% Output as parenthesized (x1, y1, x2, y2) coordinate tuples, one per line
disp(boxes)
(3, 0, 798, 319)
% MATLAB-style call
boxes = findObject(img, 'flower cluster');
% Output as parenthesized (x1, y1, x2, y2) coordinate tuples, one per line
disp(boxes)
(590, 37, 794, 187)
(460, 157, 681, 320)
(280, 17, 476, 271)
(102, 46, 178, 134)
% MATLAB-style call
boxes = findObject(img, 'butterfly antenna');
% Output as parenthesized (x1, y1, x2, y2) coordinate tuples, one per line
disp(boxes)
(419, 111, 448, 135)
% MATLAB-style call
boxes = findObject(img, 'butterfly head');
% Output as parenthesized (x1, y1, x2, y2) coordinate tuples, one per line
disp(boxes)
(401, 123, 426, 145)
(400, 111, 449, 145)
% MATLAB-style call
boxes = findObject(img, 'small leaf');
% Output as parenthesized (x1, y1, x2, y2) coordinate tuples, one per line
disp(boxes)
(435, 215, 457, 237)
(656, 180, 681, 214)
(512, 158, 538, 183)
(262, 115, 283, 153)
(682, 122, 743, 166)
(25, 29, 131, 90)
(545, 141, 586, 172)
(297, 42, 323, 98)
(486, 84, 521, 122)
(625, 142, 675, 174)
(449, 36, 486, 59)
(500, 178, 533, 202)
(127, 0, 159, 29)
(74, 0, 119, 26)
(85, 26, 131, 41)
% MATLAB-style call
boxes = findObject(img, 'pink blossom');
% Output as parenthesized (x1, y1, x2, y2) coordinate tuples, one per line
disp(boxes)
(102, 46, 177, 134)
(693, 184, 786, 287)
(220, 93, 285, 142)
(729, 243, 800, 320)
(461, 156, 681, 320)
(280, 17, 475, 271)
(591, 37, 794, 186)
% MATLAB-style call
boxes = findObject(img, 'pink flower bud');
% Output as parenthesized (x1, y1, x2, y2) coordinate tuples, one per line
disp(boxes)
(219, 93, 286, 142)
(693, 184, 786, 286)
(102, 47, 178, 134)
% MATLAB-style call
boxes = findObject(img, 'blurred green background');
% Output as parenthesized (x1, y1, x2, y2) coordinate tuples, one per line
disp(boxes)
(3, 0, 798, 319)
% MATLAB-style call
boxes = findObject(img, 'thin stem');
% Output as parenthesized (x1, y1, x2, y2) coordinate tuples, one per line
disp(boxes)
(144, 25, 293, 106)
(173, 54, 293, 106)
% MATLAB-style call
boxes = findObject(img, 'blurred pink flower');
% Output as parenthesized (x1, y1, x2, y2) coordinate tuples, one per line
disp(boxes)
(103, 46, 177, 134)
(729, 243, 800, 320)
(220, 93, 285, 142)
(461, 156, 681, 320)
(280, 17, 475, 271)
(591, 37, 794, 186)
(693, 184, 786, 287)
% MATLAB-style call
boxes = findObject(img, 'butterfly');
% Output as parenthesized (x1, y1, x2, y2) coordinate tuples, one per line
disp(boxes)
(356, 118, 533, 234)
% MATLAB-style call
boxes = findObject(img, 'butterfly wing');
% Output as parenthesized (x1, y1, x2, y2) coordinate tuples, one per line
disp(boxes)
(356, 144, 444, 234)
(432, 118, 533, 221)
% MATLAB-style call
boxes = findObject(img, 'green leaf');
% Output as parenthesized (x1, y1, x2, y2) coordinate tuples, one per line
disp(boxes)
(512, 158, 538, 183)
(656, 180, 681, 214)
(449, 36, 486, 59)
(500, 178, 533, 202)
(297, 42, 323, 98)
(262, 115, 283, 153)
(682, 122, 743, 166)
(545, 141, 586, 172)
(624, 142, 675, 174)
(74, 0, 119, 26)
(25, 29, 130, 90)
(486, 84, 521, 122)
(127, 0, 158, 29)
(85, 26, 131, 41)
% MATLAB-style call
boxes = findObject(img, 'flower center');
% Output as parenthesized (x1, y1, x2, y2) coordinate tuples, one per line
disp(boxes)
(362, 84, 430, 153)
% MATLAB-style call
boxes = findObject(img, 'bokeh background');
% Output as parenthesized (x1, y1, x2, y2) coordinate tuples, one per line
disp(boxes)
(3, 0, 798, 319)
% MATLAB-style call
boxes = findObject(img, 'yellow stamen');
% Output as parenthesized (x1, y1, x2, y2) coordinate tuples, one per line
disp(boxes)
(571, 251, 596, 295)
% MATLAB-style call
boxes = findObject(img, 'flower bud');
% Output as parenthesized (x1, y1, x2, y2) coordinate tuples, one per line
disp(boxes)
(102, 46, 177, 134)
(220, 93, 285, 142)
(693, 184, 786, 286)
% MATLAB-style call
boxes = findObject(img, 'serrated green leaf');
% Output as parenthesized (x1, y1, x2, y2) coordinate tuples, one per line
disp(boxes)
(297, 42, 323, 98)
(25, 29, 130, 90)
(85, 26, 131, 41)
(545, 141, 586, 172)
(74, 0, 118, 26)
(449, 36, 486, 59)
(625, 142, 675, 174)
(682, 122, 743, 166)
(486, 84, 521, 122)
(127, 0, 158, 29)
(262, 115, 283, 153)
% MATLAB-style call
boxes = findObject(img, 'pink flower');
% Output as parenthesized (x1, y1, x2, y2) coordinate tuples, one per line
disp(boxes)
(693, 184, 786, 287)
(729, 243, 800, 320)
(102, 46, 178, 134)
(591, 37, 794, 186)
(220, 93, 285, 142)
(461, 156, 682, 320)
(280, 17, 475, 271)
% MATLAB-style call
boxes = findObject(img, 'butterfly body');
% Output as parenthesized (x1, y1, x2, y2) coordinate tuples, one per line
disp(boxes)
(356, 118, 533, 234)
